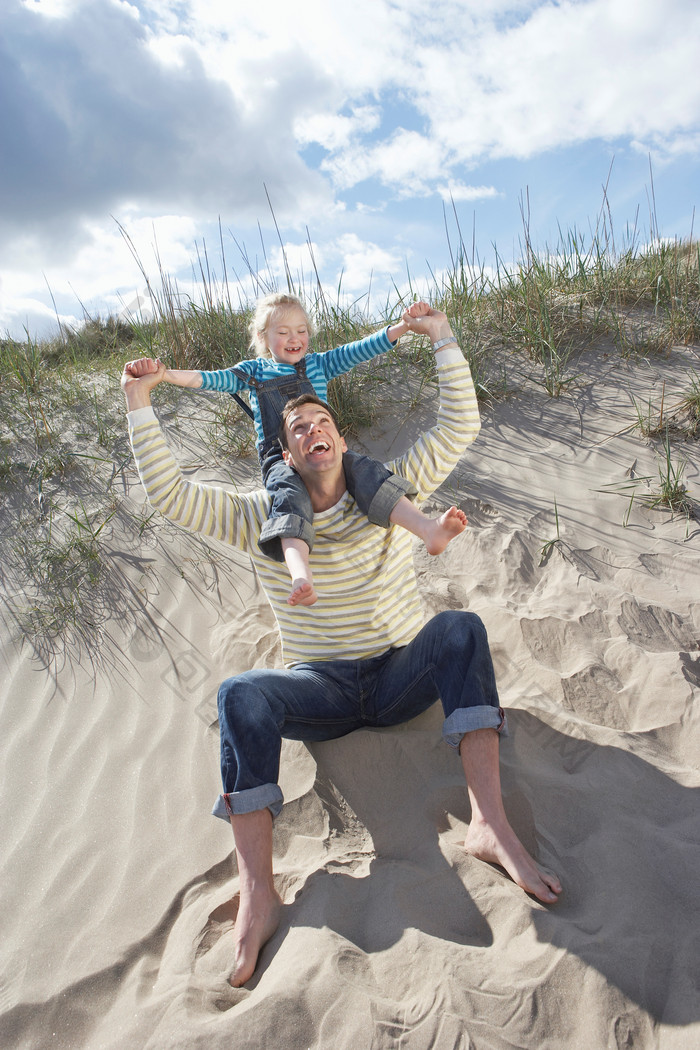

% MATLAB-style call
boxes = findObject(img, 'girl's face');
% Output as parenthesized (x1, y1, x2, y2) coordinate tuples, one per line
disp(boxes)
(265, 307, 310, 364)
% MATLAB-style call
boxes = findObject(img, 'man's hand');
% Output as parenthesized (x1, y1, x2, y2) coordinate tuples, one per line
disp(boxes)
(401, 302, 456, 347)
(121, 357, 166, 411)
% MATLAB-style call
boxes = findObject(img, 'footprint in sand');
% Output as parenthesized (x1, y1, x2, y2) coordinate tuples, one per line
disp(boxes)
(520, 610, 609, 674)
(560, 665, 627, 730)
(196, 896, 239, 962)
(617, 598, 698, 653)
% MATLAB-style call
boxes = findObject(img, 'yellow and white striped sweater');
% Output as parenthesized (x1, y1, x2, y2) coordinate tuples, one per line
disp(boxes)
(128, 348, 480, 666)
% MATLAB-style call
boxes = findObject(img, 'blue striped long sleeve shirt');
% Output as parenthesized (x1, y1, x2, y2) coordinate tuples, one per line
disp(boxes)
(198, 327, 396, 448)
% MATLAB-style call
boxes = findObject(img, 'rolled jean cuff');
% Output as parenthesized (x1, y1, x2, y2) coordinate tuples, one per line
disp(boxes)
(442, 705, 508, 749)
(212, 784, 284, 822)
(258, 514, 315, 562)
(366, 475, 418, 528)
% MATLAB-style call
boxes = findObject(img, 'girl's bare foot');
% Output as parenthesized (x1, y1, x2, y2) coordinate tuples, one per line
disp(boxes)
(423, 506, 468, 555)
(282, 539, 315, 605)
(288, 579, 317, 606)
(464, 818, 561, 904)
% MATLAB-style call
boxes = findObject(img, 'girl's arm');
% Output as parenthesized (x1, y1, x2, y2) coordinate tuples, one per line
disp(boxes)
(199, 366, 252, 393)
(386, 318, 410, 344)
(123, 357, 203, 389)
(318, 301, 430, 380)
(318, 323, 404, 380)
(164, 367, 202, 388)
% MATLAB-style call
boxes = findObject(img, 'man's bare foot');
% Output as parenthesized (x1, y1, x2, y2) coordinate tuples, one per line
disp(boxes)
(423, 506, 468, 555)
(228, 886, 283, 987)
(287, 579, 317, 606)
(464, 817, 561, 904)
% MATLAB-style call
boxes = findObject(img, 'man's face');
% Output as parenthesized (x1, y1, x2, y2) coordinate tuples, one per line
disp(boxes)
(282, 403, 347, 483)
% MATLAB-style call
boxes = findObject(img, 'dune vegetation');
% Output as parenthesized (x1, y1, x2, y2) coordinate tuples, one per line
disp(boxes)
(1, 209, 698, 663)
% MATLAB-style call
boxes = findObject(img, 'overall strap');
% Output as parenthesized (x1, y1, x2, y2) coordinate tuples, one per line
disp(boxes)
(230, 392, 254, 419)
(227, 365, 257, 419)
(226, 359, 310, 421)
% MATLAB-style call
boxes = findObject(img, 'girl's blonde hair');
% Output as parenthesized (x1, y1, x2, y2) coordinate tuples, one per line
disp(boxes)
(249, 292, 313, 358)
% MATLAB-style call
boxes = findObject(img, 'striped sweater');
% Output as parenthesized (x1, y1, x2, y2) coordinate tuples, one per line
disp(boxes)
(128, 347, 480, 667)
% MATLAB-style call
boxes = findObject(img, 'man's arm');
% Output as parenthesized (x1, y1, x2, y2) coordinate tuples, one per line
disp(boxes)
(401, 300, 457, 347)
(122, 357, 168, 409)
(386, 306, 480, 499)
(121, 361, 264, 549)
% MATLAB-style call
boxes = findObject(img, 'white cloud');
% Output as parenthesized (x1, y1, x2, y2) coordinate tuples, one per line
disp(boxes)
(268, 240, 324, 280)
(631, 130, 700, 164)
(258, 0, 700, 192)
(416, 0, 700, 165)
(145, 31, 194, 69)
(0, 0, 332, 258)
(355, 201, 387, 215)
(20, 0, 82, 17)
(7, 0, 699, 239)
(437, 183, 499, 203)
(0, 212, 200, 334)
(323, 130, 447, 196)
(295, 107, 381, 152)
(0, 293, 77, 340)
(2, 0, 699, 338)
(332, 234, 404, 295)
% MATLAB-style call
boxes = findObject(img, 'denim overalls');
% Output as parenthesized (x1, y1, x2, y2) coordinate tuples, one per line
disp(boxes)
(228, 359, 415, 561)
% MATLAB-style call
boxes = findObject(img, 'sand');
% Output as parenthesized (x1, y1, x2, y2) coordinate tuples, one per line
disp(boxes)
(1, 342, 699, 1049)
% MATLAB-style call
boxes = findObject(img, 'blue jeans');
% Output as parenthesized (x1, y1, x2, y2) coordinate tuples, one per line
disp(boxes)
(212, 611, 506, 821)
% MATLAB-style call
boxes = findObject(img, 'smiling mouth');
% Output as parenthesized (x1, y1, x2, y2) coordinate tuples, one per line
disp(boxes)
(308, 440, 330, 455)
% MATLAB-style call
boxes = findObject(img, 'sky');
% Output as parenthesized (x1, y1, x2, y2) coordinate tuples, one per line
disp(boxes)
(1, 0, 700, 341)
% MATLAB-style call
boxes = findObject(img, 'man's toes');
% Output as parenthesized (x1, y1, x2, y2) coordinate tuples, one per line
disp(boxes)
(229, 960, 254, 988)
(545, 872, 562, 895)
(534, 872, 561, 902)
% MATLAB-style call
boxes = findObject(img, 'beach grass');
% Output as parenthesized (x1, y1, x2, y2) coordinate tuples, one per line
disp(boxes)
(1, 204, 698, 653)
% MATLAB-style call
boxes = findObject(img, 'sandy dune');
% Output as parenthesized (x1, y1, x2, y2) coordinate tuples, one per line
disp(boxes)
(1, 342, 699, 1049)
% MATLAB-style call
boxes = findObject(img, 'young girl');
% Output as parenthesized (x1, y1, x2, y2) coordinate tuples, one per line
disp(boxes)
(127, 294, 466, 605)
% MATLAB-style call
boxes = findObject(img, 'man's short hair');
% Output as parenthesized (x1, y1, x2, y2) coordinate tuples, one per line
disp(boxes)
(278, 394, 341, 450)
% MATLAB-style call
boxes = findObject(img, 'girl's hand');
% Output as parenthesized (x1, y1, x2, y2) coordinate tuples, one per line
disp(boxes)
(121, 357, 167, 410)
(402, 301, 431, 322)
(124, 357, 163, 378)
(401, 303, 452, 342)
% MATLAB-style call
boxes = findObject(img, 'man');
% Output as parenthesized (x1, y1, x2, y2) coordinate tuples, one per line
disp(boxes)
(122, 303, 561, 988)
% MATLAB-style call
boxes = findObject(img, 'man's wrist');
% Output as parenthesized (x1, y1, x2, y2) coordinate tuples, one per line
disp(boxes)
(432, 335, 458, 351)
(123, 384, 154, 412)
(127, 405, 157, 426)
(419, 317, 453, 343)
